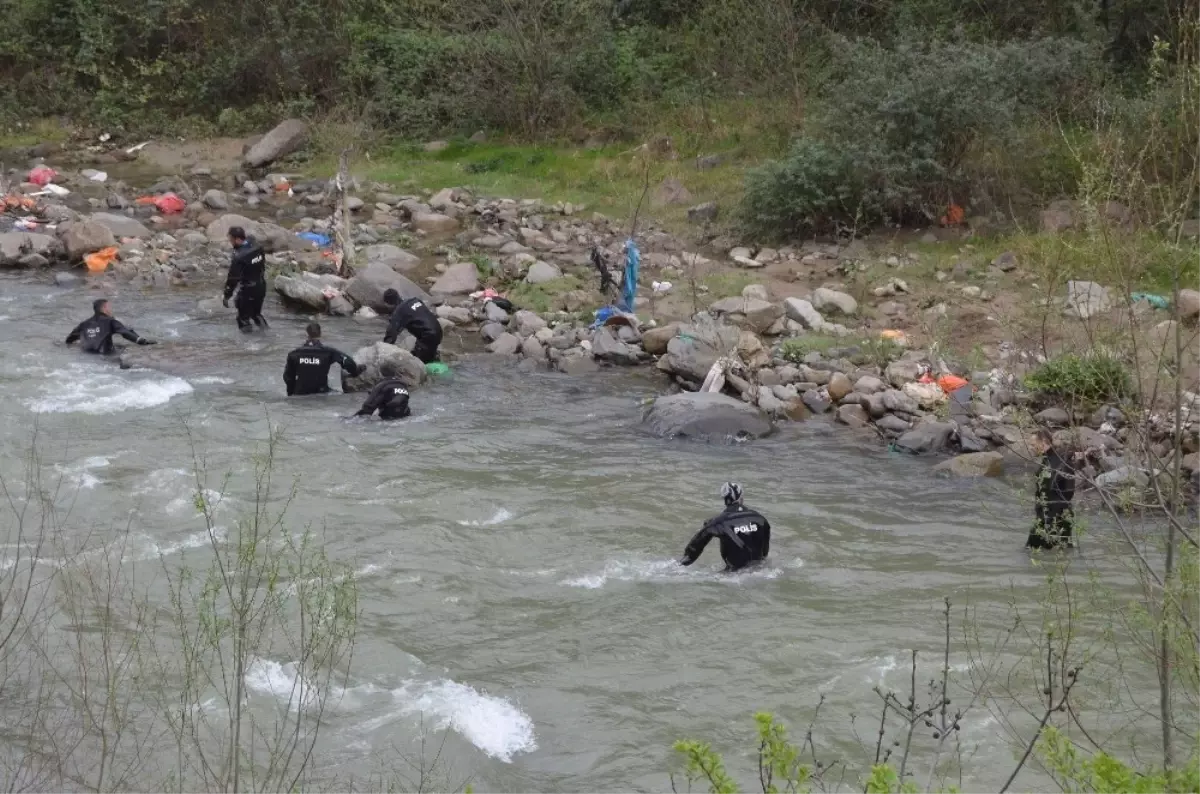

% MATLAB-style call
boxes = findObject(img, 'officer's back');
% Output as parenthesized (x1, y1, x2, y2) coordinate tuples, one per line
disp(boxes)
(283, 323, 360, 396)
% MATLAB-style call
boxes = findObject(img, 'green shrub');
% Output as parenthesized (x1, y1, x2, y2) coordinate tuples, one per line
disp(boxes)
(780, 335, 903, 367)
(1025, 353, 1134, 405)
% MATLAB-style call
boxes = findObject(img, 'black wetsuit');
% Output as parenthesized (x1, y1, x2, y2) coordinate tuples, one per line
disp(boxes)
(1027, 448, 1076, 550)
(283, 340, 360, 396)
(384, 297, 442, 363)
(355, 379, 412, 420)
(65, 314, 149, 355)
(224, 239, 268, 331)
(681, 504, 771, 572)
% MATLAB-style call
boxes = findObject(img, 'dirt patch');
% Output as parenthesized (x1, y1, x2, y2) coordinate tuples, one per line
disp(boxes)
(135, 138, 252, 174)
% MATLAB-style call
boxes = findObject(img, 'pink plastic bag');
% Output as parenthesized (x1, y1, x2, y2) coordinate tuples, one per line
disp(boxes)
(153, 192, 186, 214)
(28, 166, 56, 186)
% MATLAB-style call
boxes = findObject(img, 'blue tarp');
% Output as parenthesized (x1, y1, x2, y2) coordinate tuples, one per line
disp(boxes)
(298, 231, 332, 247)
(619, 238, 639, 312)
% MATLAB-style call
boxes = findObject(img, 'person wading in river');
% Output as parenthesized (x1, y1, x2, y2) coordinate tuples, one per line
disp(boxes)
(679, 482, 771, 572)
(222, 226, 269, 332)
(284, 323, 361, 396)
(65, 299, 156, 355)
(381, 289, 442, 364)
(1026, 428, 1077, 550)
(353, 379, 412, 420)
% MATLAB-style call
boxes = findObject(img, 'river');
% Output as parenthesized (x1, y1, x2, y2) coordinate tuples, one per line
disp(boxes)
(0, 272, 1159, 791)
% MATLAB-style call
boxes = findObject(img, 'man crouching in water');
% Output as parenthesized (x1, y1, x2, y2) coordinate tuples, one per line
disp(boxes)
(284, 323, 361, 396)
(65, 299, 156, 354)
(679, 482, 771, 572)
(354, 379, 412, 420)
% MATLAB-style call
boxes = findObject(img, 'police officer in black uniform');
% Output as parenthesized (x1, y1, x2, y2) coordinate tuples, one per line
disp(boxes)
(65, 299, 156, 354)
(354, 379, 412, 420)
(223, 226, 269, 332)
(382, 288, 442, 363)
(283, 323, 361, 396)
(1026, 428, 1077, 550)
(679, 482, 771, 572)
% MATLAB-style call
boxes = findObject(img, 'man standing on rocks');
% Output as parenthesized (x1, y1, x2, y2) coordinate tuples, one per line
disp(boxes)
(679, 482, 771, 572)
(65, 299, 156, 355)
(1026, 429, 1076, 550)
(353, 379, 412, 420)
(284, 323, 361, 396)
(223, 226, 269, 332)
(382, 288, 442, 364)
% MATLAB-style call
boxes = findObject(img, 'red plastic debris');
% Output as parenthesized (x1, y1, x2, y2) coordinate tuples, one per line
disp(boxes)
(28, 166, 57, 187)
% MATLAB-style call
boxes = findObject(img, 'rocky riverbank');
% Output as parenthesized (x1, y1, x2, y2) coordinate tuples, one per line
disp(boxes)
(3, 128, 1198, 492)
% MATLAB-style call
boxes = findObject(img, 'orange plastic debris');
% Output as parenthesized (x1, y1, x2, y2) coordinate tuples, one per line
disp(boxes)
(940, 203, 965, 226)
(134, 196, 158, 206)
(154, 193, 186, 214)
(84, 246, 119, 273)
(937, 374, 969, 394)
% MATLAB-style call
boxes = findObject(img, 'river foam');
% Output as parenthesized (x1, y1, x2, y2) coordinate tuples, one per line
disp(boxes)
(560, 557, 790, 588)
(27, 363, 193, 414)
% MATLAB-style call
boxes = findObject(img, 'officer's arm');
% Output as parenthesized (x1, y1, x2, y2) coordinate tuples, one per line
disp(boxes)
(761, 518, 771, 558)
(283, 353, 298, 396)
(65, 322, 83, 345)
(383, 306, 407, 345)
(355, 383, 385, 416)
(223, 255, 243, 299)
(112, 318, 145, 344)
(335, 349, 362, 376)
(680, 523, 716, 566)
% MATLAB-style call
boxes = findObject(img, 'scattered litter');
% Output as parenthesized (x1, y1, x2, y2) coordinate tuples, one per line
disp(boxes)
(84, 246, 119, 273)
(13, 218, 39, 231)
(125, 141, 150, 155)
(98, 132, 111, 143)
(936, 374, 970, 394)
(880, 329, 909, 346)
(470, 288, 502, 300)
(83, 170, 108, 183)
(28, 166, 57, 186)
(651, 280, 672, 295)
(153, 193, 186, 214)
(33, 184, 70, 197)
(1131, 292, 1169, 310)
(298, 231, 331, 247)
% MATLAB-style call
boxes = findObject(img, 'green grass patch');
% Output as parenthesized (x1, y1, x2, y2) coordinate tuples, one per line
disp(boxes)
(701, 271, 758, 298)
(0, 119, 70, 149)
(504, 274, 587, 315)
(780, 335, 903, 367)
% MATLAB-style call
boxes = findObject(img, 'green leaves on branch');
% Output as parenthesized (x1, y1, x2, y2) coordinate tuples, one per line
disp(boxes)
(1025, 353, 1134, 406)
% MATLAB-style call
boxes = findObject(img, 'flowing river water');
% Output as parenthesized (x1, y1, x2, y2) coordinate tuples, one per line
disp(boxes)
(0, 272, 1158, 791)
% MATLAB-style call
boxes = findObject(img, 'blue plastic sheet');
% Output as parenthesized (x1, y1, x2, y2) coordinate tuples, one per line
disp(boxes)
(298, 231, 331, 247)
(619, 238, 639, 312)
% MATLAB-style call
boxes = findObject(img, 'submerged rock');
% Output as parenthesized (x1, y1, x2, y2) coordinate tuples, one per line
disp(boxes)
(933, 451, 1004, 477)
(642, 392, 773, 442)
(342, 342, 426, 393)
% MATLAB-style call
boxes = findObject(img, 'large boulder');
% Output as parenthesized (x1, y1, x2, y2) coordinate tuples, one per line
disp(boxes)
(1178, 289, 1200, 323)
(243, 119, 308, 168)
(592, 327, 641, 365)
(341, 342, 426, 393)
(641, 323, 679, 356)
(658, 321, 740, 383)
(709, 296, 783, 334)
(344, 261, 432, 313)
(61, 220, 116, 260)
(894, 420, 957, 454)
(274, 275, 327, 312)
(783, 297, 825, 329)
(430, 261, 479, 297)
(412, 212, 458, 233)
(205, 214, 262, 243)
(89, 212, 152, 239)
(812, 287, 858, 316)
(0, 232, 58, 266)
(1064, 280, 1111, 319)
(365, 243, 420, 272)
(933, 451, 1005, 477)
(642, 392, 773, 441)
(525, 261, 563, 284)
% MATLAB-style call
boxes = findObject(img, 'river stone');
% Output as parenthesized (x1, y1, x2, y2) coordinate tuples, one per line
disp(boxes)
(812, 287, 858, 316)
(484, 301, 510, 323)
(90, 212, 152, 239)
(488, 332, 521, 355)
(557, 353, 600, 375)
(328, 294, 355, 316)
(1178, 289, 1200, 322)
(520, 336, 544, 360)
(876, 414, 911, 435)
(436, 305, 471, 325)
(61, 220, 116, 260)
(412, 212, 458, 233)
(514, 310, 547, 337)
(783, 297, 825, 329)
(243, 119, 308, 168)
(836, 404, 869, 427)
(881, 389, 921, 415)
(274, 275, 327, 312)
(1065, 280, 1111, 319)
(642, 392, 773, 442)
(660, 322, 740, 383)
(1053, 426, 1123, 454)
(592, 327, 640, 365)
(344, 261, 432, 313)
(0, 232, 58, 266)
(431, 261, 479, 297)
(802, 390, 831, 414)
(1096, 466, 1149, 489)
(709, 296, 782, 334)
(642, 324, 679, 356)
(934, 452, 1005, 477)
(525, 261, 563, 284)
(342, 342, 426, 393)
(688, 202, 719, 224)
(827, 372, 853, 402)
(884, 360, 922, 387)
(894, 421, 956, 454)
(957, 425, 989, 453)
(854, 375, 886, 394)
(1035, 407, 1071, 427)
(54, 272, 80, 287)
(205, 213, 261, 243)
(202, 189, 229, 211)
(365, 244, 420, 272)
(480, 322, 506, 342)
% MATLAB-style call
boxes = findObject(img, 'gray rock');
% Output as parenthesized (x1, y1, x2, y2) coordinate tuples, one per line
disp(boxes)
(436, 305, 471, 325)
(274, 275, 327, 312)
(1053, 426, 1123, 454)
(488, 333, 521, 355)
(812, 287, 858, 316)
(525, 261, 563, 284)
(204, 213, 261, 244)
(654, 177, 692, 206)
(876, 414, 911, 435)
(54, 272, 80, 287)
(742, 284, 769, 302)
(642, 324, 679, 356)
(783, 297, 825, 329)
(1177, 289, 1200, 322)
(0, 232, 58, 266)
(882, 389, 921, 415)
(757, 390, 784, 415)
(827, 372, 853, 401)
(480, 322, 506, 343)
(365, 243, 420, 272)
(884, 360, 922, 387)
(592, 327, 641, 365)
(836, 404, 869, 427)
(328, 294, 355, 316)
(772, 384, 799, 401)
(958, 426, 989, 452)
(412, 212, 458, 233)
(202, 189, 230, 210)
(934, 451, 1005, 477)
(430, 261, 479, 297)
(660, 322, 740, 383)
(802, 390, 831, 413)
(1096, 466, 1149, 489)
(1041, 199, 1078, 233)
(1035, 407, 1071, 427)
(854, 375, 886, 394)
(514, 310, 547, 336)
(61, 220, 116, 260)
(709, 296, 783, 334)
(343, 261, 432, 313)
(642, 392, 773, 441)
(90, 212, 152, 239)
(342, 341, 426, 393)
(520, 336, 544, 360)
(557, 354, 600, 375)
(687, 202, 719, 224)
(992, 251, 1018, 272)
(19, 253, 49, 268)
(181, 231, 209, 249)
(243, 119, 308, 168)
(1065, 280, 1111, 319)
(484, 301, 510, 323)
(894, 421, 956, 454)
(797, 365, 831, 386)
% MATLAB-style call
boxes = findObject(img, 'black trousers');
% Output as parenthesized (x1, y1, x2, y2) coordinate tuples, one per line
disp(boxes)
(411, 331, 442, 364)
(1026, 506, 1074, 550)
(236, 284, 268, 331)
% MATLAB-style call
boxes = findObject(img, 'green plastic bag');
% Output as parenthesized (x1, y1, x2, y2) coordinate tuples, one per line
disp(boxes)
(425, 362, 450, 376)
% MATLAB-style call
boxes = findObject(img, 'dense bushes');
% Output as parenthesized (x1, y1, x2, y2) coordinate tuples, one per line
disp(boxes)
(1025, 353, 1135, 405)
(740, 37, 1106, 237)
